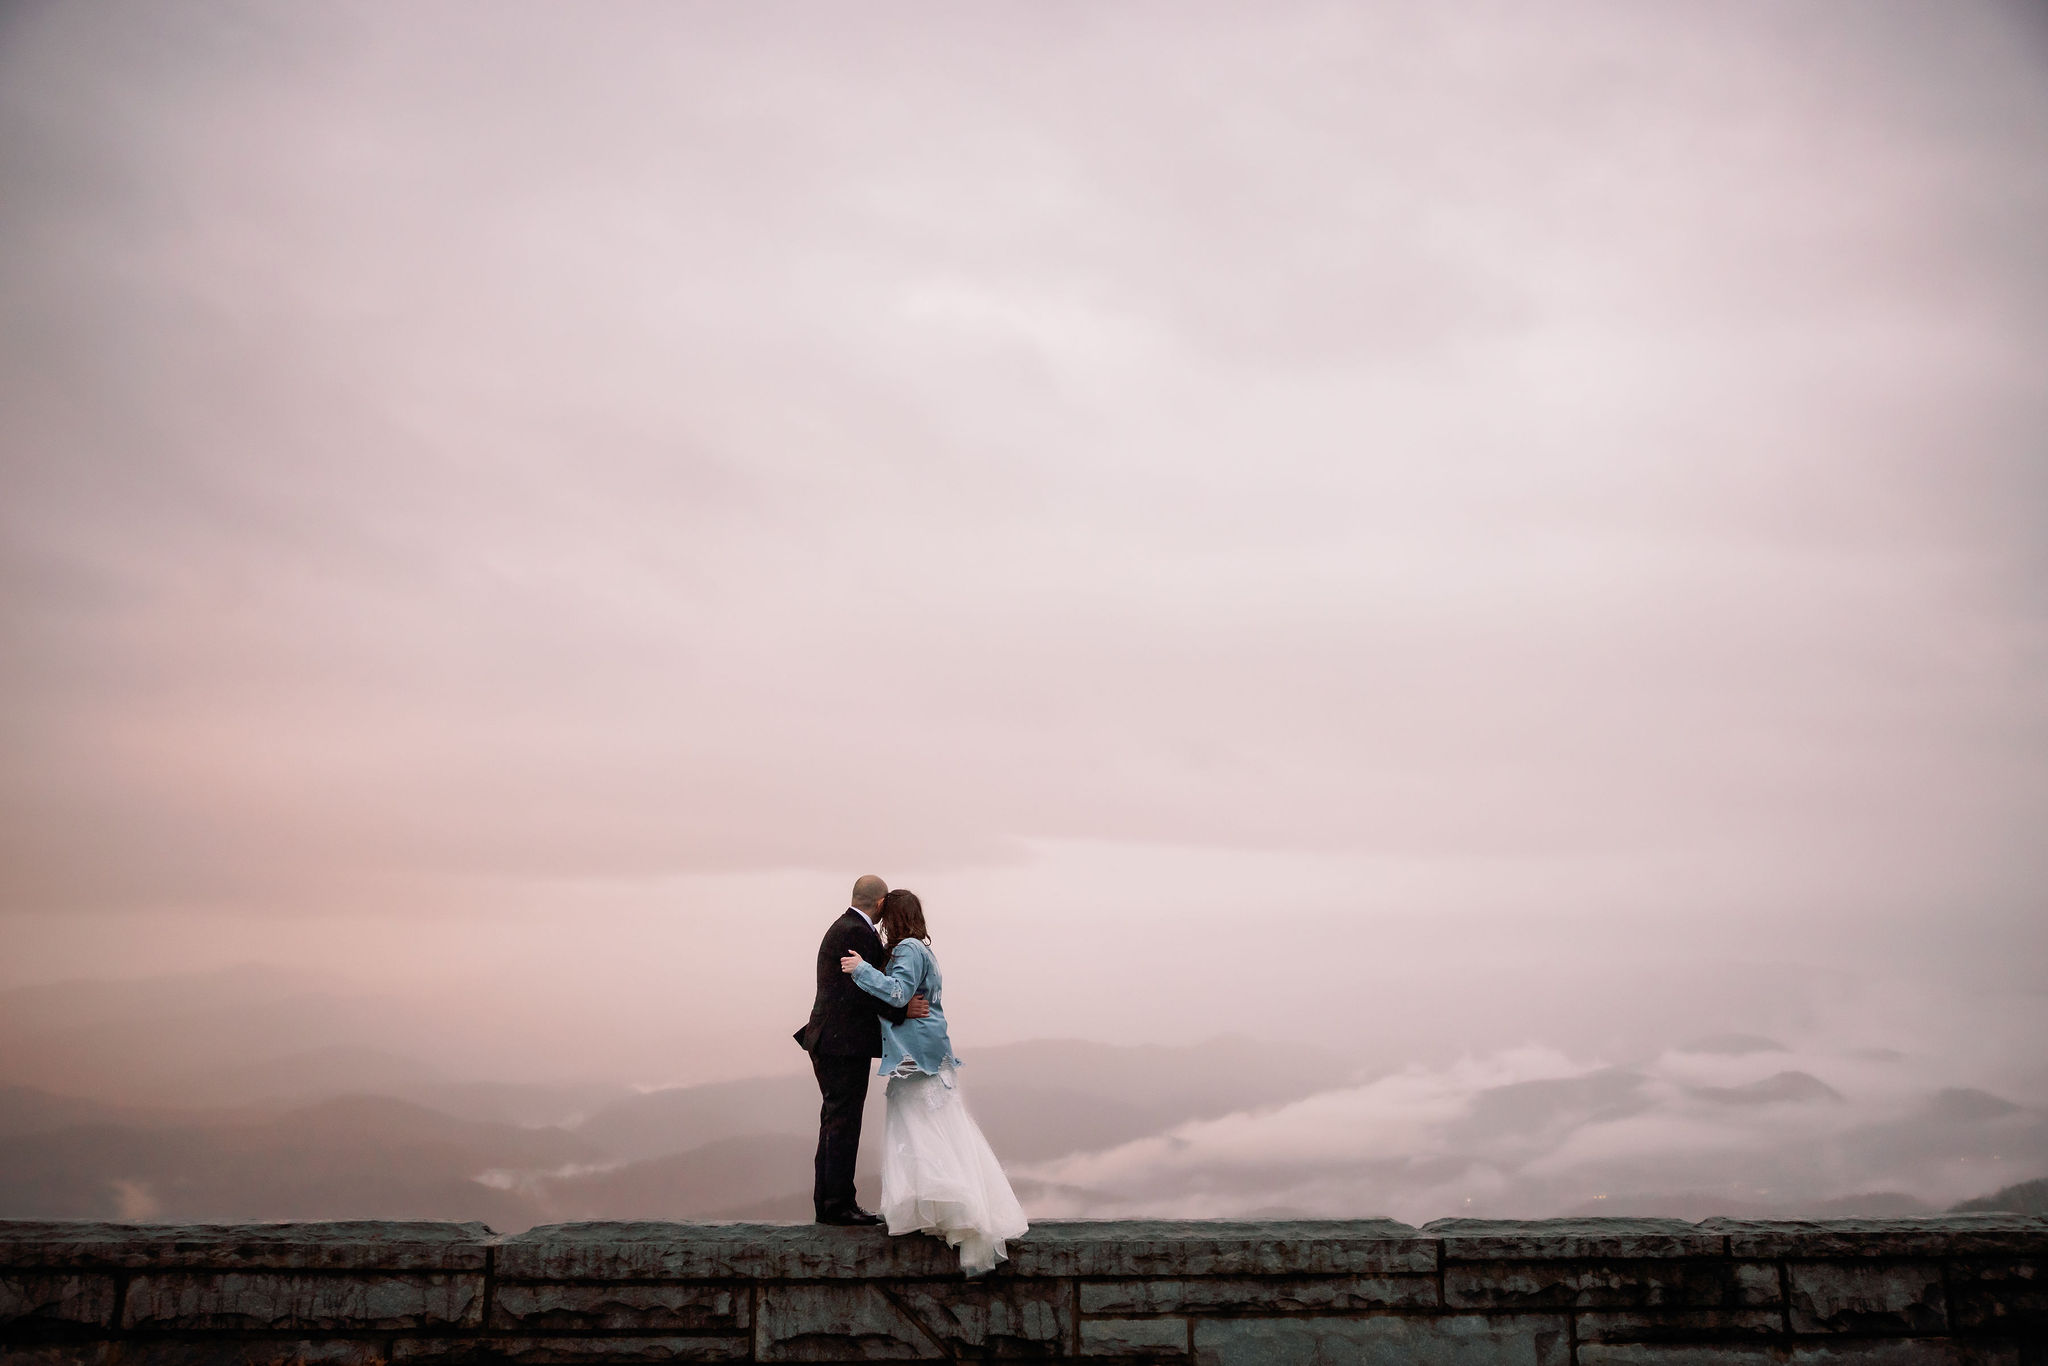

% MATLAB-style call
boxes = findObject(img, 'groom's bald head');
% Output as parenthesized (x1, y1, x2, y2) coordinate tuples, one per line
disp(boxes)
(850, 874, 888, 912)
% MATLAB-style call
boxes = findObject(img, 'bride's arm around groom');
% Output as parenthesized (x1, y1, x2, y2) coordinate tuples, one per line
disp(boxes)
(842, 935, 927, 1008)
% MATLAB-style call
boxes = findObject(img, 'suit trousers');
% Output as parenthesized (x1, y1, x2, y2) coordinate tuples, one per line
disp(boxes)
(810, 1050, 874, 1217)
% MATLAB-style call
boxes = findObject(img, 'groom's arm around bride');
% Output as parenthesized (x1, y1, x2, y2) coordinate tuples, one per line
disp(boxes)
(794, 917, 912, 1055)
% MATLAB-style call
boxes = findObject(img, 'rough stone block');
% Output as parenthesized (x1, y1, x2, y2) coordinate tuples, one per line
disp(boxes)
(1733, 1260, 1783, 1306)
(1429, 1219, 1723, 1261)
(1581, 1343, 2018, 1365)
(491, 1281, 747, 1332)
(1191, 1313, 1570, 1366)
(1788, 1261, 1946, 1335)
(756, 1282, 945, 1360)
(1709, 1216, 2048, 1261)
(1948, 1258, 2046, 1336)
(889, 1278, 1072, 1356)
(0, 1271, 119, 1326)
(392, 1338, 748, 1363)
(1444, 1259, 1754, 1310)
(0, 1222, 492, 1272)
(1575, 1308, 1785, 1342)
(1082, 1317, 1188, 1356)
(121, 1271, 484, 1331)
(1080, 1275, 1438, 1314)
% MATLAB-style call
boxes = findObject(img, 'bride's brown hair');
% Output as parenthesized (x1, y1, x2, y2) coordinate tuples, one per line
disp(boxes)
(878, 888, 931, 946)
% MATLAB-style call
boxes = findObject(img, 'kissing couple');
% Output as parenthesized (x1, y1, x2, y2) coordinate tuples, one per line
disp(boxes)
(793, 875, 1028, 1275)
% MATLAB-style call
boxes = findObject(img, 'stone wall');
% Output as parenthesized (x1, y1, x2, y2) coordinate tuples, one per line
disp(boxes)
(3, 1215, 2044, 1364)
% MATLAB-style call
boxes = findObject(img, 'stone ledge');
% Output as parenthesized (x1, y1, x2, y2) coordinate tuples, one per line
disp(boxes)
(1425, 1218, 1724, 1262)
(9, 1216, 2045, 1277)
(1704, 1216, 2048, 1260)
(3, 1216, 2044, 1363)
(494, 1218, 1438, 1281)
(0, 1222, 493, 1272)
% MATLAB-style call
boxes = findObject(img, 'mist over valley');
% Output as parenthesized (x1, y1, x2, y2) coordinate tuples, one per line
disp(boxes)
(2, 966, 2040, 1231)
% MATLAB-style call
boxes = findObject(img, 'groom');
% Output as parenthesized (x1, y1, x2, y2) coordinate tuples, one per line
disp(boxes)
(794, 874, 928, 1225)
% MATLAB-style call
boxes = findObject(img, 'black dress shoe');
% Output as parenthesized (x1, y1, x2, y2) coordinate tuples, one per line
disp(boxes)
(817, 1206, 885, 1226)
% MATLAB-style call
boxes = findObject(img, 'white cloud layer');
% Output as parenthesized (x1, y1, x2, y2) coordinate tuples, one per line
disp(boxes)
(1019, 1025, 2048, 1223)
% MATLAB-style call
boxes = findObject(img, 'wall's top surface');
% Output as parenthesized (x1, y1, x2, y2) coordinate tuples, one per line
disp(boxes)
(8, 1214, 2045, 1272)
(0, 1220, 496, 1271)
(3, 1215, 2045, 1363)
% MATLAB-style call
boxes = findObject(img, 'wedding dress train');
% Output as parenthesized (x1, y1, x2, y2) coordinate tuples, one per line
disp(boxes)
(878, 1064, 1028, 1275)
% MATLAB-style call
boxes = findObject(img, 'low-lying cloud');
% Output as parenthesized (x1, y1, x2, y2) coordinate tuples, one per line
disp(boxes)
(1018, 1035, 2047, 1223)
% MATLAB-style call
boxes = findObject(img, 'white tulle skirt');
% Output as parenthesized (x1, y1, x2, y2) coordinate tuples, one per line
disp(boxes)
(878, 1065, 1029, 1275)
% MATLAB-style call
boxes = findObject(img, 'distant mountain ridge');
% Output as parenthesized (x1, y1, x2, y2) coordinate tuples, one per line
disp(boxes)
(2, 965, 2041, 1229)
(1952, 1177, 2048, 1216)
(2, 1055, 2041, 1230)
(0, 1091, 592, 1226)
(574, 1035, 1355, 1166)
(0, 1036, 1357, 1229)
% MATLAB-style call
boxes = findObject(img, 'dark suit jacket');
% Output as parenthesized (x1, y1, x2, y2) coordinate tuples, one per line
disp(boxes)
(794, 909, 910, 1057)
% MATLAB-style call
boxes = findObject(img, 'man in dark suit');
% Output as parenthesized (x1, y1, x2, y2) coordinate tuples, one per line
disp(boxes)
(794, 874, 929, 1224)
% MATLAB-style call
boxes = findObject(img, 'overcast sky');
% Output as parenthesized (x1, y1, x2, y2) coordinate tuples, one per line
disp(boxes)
(2, 2, 2044, 1084)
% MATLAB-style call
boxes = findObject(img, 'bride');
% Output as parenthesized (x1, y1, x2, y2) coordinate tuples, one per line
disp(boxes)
(838, 888, 1028, 1274)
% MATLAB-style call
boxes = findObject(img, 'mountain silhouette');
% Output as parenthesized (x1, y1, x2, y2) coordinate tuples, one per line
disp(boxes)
(1678, 1034, 1788, 1056)
(2, 974, 2039, 1230)
(533, 1133, 817, 1220)
(1690, 1071, 1845, 1106)
(1952, 1177, 2048, 1216)
(575, 1036, 1353, 1167)
(0, 1093, 590, 1226)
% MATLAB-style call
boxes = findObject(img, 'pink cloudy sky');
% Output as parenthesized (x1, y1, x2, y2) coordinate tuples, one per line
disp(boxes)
(1, 2, 2044, 1088)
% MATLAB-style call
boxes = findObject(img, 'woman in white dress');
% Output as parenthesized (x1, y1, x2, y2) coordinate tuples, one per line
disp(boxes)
(838, 889, 1028, 1275)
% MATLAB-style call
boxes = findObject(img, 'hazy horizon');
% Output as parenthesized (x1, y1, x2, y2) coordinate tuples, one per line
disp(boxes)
(2, 1, 2044, 1224)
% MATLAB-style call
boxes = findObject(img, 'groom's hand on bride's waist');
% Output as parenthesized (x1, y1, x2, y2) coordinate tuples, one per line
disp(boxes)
(906, 995, 930, 1019)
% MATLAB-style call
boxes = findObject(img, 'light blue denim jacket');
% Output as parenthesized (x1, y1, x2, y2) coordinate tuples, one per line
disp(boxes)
(850, 937, 962, 1079)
